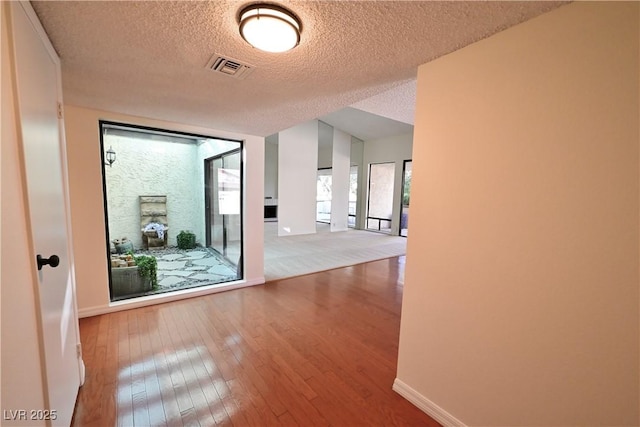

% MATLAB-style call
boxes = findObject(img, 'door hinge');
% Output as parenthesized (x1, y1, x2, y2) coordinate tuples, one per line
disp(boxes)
(76, 343, 82, 359)
(57, 102, 63, 119)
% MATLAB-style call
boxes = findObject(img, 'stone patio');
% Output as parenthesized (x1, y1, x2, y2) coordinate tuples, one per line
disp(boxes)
(130, 246, 238, 297)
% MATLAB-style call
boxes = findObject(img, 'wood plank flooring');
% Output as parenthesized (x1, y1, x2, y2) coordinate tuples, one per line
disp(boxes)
(72, 257, 440, 426)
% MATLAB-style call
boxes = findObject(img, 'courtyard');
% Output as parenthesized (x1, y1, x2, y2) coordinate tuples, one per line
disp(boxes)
(112, 247, 238, 301)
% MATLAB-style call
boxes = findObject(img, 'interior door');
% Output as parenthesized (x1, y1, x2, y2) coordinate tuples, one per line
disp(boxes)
(10, 2, 81, 425)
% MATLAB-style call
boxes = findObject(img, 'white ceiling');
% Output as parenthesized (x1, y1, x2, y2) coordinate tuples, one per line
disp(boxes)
(31, 1, 566, 138)
(319, 107, 413, 141)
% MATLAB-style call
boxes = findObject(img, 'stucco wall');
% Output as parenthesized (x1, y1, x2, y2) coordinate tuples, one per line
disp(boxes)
(397, 2, 639, 425)
(104, 133, 199, 248)
(104, 132, 239, 249)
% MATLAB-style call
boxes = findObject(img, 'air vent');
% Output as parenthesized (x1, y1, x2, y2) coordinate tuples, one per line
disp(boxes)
(206, 54, 254, 80)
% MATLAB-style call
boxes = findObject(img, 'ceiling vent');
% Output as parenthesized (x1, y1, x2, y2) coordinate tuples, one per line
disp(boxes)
(206, 54, 254, 80)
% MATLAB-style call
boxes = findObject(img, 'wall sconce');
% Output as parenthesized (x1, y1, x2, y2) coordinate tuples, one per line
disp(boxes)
(104, 146, 116, 167)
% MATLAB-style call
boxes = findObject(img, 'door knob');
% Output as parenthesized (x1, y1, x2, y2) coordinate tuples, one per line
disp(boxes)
(37, 254, 60, 271)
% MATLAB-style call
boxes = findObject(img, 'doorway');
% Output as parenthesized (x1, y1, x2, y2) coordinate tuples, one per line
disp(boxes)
(366, 162, 396, 233)
(400, 160, 412, 237)
(316, 168, 332, 223)
(349, 165, 358, 228)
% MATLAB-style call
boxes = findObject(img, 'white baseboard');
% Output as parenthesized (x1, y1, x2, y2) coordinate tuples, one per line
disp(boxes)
(78, 304, 112, 318)
(392, 378, 466, 427)
(78, 277, 265, 318)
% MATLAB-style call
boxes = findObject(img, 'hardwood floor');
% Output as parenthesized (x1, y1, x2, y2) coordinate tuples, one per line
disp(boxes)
(72, 257, 440, 426)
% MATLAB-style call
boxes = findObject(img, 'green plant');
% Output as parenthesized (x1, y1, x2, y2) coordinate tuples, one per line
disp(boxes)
(177, 230, 196, 249)
(134, 254, 158, 289)
(402, 172, 411, 206)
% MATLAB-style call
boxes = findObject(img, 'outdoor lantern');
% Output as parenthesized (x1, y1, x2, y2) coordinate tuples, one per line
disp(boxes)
(105, 146, 116, 167)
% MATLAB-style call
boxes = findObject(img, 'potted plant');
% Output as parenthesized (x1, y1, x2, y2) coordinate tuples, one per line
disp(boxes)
(177, 230, 196, 249)
(112, 237, 133, 254)
(134, 254, 158, 289)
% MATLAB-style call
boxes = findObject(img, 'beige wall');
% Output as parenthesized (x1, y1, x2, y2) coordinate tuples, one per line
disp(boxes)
(1, 3, 48, 420)
(397, 2, 639, 426)
(64, 105, 265, 316)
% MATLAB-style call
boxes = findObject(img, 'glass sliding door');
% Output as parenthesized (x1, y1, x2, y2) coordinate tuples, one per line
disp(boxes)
(209, 157, 224, 254)
(206, 149, 242, 272)
(348, 166, 358, 228)
(400, 160, 412, 237)
(222, 150, 242, 268)
(366, 162, 395, 233)
(316, 168, 332, 223)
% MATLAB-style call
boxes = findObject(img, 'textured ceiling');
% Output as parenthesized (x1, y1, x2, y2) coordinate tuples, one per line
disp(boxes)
(350, 80, 417, 126)
(320, 107, 413, 141)
(31, 1, 566, 137)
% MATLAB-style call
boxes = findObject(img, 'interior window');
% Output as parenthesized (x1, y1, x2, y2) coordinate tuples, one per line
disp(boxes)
(100, 122, 243, 301)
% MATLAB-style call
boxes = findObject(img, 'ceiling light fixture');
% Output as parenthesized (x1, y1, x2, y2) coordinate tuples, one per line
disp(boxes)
(239, 4, 301, 53)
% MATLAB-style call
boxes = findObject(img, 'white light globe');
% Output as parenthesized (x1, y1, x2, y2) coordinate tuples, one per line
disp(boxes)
(240, 6, 301, 53)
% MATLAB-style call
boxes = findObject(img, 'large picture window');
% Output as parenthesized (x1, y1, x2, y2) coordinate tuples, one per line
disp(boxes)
(366, 162, 395, 233)
(100, 121, 243, 301)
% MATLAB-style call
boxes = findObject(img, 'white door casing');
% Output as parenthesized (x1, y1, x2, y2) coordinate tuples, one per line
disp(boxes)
(9, 2, 82, 425)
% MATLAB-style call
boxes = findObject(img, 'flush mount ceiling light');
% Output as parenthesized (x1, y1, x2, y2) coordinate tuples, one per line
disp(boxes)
(239, 4, 301, 53)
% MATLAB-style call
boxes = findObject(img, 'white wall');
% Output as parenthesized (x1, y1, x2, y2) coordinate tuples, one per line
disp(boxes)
(264, 135, 278, 200)
(64, 105, 265, 317)
(1, 3, 47, 421)
(318, 120, 334, 169)
(397, 2, 639, 425)
(104, 133, 199, 248)
(351, 137, 365, 229)
(361, 133, 413, 234)
(278, 120, 319, 236)
(330, 128, 351, 232)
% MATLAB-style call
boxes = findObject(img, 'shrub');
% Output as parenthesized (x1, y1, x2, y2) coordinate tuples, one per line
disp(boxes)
(134, 254, 158, 289)
(177, 230, 196, 249)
